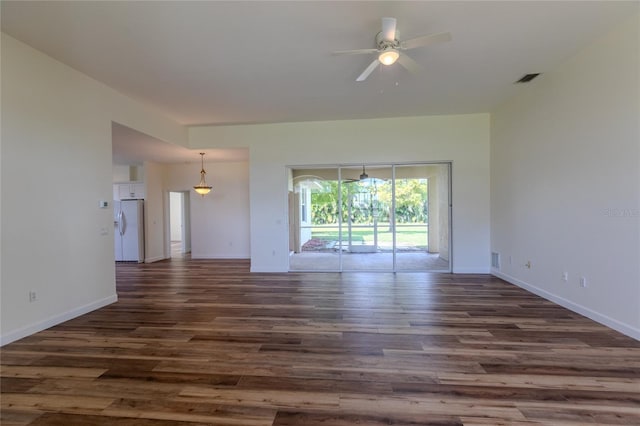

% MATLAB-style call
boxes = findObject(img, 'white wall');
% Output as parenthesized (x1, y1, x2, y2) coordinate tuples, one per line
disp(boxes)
(437, 165, 450, 261)
(112, 165, 131, 182)
(491, 15, 640, 339)
(0, 33, 187, 345)
(166, 161, 250, 259)
(112, 165, 144, 183)
(143, 161, 168, 263)
(190, 114, 491, 272)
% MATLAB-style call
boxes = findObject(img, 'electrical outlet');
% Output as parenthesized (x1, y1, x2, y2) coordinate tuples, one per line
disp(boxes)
(29, 291, 37, 302)
(580, 277, 587, 288)
(562, 272, 568, 282)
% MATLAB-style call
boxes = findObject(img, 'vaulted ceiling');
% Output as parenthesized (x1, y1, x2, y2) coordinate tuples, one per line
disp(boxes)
(2, 1, 636, 163)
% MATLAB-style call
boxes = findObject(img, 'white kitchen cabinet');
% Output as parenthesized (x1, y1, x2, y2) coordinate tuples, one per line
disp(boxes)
(114, 182, 145, 200)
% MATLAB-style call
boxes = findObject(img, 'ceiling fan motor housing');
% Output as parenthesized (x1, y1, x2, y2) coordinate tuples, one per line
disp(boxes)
(376, 31, 400, 49)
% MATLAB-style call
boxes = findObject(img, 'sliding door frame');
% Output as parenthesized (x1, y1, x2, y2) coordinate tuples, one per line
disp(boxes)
(287, 161, 452, 273)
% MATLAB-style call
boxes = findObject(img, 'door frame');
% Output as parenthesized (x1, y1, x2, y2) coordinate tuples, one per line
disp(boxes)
(286, 162, 452, 272)
(165, 190, 192, 258)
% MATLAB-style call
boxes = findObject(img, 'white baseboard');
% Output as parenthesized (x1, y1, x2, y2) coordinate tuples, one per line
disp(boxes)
(453, 267, 491, 274)
(191, 253, 250, 259)
(493, 270, 639, 341)
(145, 255, 168, 263)
(0, 294, 118, 346)
(251, 267, 286, 273)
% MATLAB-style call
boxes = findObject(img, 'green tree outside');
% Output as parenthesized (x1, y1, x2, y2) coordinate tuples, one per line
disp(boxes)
(310, 179, 427, 225)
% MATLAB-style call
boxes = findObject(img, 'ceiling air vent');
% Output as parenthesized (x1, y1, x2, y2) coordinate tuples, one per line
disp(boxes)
(515, 73, 541, 84)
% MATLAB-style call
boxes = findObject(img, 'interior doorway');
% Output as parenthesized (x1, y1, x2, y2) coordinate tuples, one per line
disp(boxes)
(288, 163, 451, 272)
(169, 191, 191, 257)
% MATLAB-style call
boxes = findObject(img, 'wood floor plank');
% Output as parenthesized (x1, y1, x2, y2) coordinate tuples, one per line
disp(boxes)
(1, 258, 639, 425)
(1, 392, 116, 412)
(0, 366, 107, 380)
(101, 399, 277, 425)
(27, 413, 217, 426)
(272, 410, 463, 425)
(0, 408, 43, 426)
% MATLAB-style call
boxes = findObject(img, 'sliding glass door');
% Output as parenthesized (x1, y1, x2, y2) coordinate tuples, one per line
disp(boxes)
(288, 163, 450, 272)
(288, 168, 340, 271)
(340, 165, 393, 271)
(394, 164, 450, 271)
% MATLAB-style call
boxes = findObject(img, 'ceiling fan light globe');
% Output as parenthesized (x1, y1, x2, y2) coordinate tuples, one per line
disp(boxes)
(378, 49, 399, 66)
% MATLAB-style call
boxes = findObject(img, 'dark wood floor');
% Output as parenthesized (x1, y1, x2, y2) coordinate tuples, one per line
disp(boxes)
(2, 258, 639, 425)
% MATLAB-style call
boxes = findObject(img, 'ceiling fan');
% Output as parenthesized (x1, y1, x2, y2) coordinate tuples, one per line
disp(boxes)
(343, 166, 371, 183)
(334, 17, 452, 82)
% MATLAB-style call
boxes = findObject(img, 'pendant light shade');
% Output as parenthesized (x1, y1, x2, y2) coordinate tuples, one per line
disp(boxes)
(193, 152, 212, 196)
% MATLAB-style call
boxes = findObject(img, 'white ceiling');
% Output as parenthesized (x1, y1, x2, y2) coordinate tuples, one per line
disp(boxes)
(2, 1, 636, 164)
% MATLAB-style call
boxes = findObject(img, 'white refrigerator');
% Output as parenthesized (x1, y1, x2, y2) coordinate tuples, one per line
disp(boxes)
(114, 199, 145, 262)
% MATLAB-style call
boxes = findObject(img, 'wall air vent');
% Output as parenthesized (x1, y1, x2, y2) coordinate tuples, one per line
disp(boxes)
(491, 252, 501, 269)
(515, 73, 541, 84)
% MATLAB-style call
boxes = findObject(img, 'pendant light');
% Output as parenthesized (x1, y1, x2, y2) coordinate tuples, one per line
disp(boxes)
(193, 152, 212, 196)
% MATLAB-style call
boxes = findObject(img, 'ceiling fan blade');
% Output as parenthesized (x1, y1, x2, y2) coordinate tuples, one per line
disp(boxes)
(381, 17, 397, 42)
(400, 32, 452, 50)
(356, 59, 380, 82)
(397, 53, 422, 74)
(333, 48, 379, 56)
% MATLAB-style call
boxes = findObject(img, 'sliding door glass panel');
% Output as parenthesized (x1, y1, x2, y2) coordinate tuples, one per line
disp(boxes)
(340, 165, 393, 271)
(288, 168, 340, 271)
(394, 164, 450, 271)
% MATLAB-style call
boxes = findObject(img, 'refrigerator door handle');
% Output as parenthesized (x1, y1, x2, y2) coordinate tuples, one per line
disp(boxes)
(118, 211, 124, 235)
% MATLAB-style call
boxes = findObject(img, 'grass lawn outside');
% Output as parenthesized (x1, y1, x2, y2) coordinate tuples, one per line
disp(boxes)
(311, 223, 428, 248)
